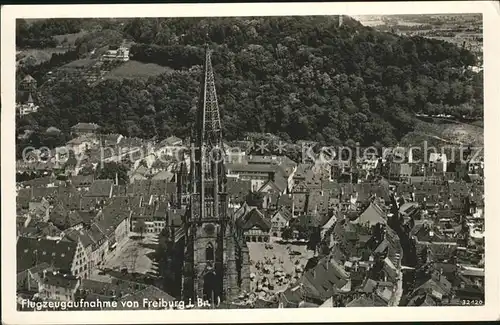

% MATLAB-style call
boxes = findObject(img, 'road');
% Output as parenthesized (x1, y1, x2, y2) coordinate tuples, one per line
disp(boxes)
(389, 270, 404, 306)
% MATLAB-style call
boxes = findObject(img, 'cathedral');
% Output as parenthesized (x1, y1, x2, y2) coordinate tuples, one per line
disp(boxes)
(161, 46, 251, 304)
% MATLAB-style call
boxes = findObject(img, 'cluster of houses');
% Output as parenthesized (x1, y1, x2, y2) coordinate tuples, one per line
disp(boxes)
(100, 46, 130, 62)
(16, 74, 39, 116)
(16, 127, 485, 309)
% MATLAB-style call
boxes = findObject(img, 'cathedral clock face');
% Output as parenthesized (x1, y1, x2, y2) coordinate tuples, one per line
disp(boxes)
(204, 223, 215, 235)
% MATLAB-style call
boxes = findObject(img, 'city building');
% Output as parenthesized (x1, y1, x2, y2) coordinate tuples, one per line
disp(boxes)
(161, 46, 251, 303)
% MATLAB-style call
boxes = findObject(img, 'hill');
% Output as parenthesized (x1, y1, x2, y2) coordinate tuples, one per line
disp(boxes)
(19, 16, 483, 149)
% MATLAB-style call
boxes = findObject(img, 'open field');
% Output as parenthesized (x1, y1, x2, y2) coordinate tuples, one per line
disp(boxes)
(61, 58, 97, 69)
(104, 60, 174, 80)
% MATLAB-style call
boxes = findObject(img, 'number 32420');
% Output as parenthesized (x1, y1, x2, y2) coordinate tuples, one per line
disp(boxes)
(461, 299, 484, 305)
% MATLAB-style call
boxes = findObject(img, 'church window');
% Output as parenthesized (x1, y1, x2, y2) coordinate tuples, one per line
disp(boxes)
(205, 243, 214, 262)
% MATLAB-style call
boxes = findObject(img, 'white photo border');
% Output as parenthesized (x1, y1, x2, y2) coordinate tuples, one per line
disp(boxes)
(2, 1, 500, 323)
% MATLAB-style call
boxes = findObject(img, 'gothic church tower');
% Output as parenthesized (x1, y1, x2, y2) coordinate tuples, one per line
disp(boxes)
(181, 46, 239, 303)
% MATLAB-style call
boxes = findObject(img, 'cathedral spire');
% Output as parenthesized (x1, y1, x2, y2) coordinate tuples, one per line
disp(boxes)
(198, 45, 223, 148)
(191, 45, 226, 222)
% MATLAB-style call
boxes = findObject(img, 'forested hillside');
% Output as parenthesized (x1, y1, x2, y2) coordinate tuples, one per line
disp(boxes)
(17, 16, 482, 148)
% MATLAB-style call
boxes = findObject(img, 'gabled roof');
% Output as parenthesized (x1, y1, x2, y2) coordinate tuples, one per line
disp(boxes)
(271, 208, 292, 222)
(293, 163, 311, 179)
(352, 202, 386, 227)
(97, 197, 131, 235)
(88, 223, 106, 244)
(64, 228, 95, 248)
(50, 208, 84, 230)
(236, 207, 271, 231)
(17, 237, 77, 273)
(300, 255, 350, 301)
(22, 74, 36, 83)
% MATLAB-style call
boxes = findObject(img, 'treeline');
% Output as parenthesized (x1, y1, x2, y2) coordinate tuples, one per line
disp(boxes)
(73, 29, 124, 56)
(16, 19, 83, 48)
(130, 44, 204, 70)
(25, 16, 482, 149)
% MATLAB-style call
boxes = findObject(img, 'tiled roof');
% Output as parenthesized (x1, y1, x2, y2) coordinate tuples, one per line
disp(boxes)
(355, 183, 390, 202)
(112, 185, 128, 197)
(50, 205, 84, 230)
(226, 163, 276, 174)
(43, 272, 79, 289)
(88, 224, 106, 244)
(151, 170, 174, 181)
(345, 295, 386, 307)
(80, 278, 147, 298)
(306, 190, 330, 216)
(293, 163, 311, 179)
(167, 208, 185, 226)
(96, 197, 131, 235)
(236, 207, 271, 231)
(353, 202, 386, 227)
(292, 193, 307, 212)
(70, 175, 94, 187)
(64, 228, 95, 248)
(150, 180, 176, 196)
(118, 286, 174, 309)
(300, 255, 350, 301)
(79, 197, 101, 210)
(31, 186, 59, 200)
(277, 193, 293, 209)
(271, 208, 292, 222)
(17, 237, 77, 273)
(86, 180, 113, 198)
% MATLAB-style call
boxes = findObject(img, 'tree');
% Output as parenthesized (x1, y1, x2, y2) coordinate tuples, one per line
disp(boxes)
(245, 191, 265, 207)
(282, 227, 293, 240)
(134, 218, 147, 239)
(20, 16, 482, 150)
(96, 162, 129, 184)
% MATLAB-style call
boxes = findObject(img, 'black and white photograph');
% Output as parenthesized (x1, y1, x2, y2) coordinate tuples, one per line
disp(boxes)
(2, 2, 499, 324)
